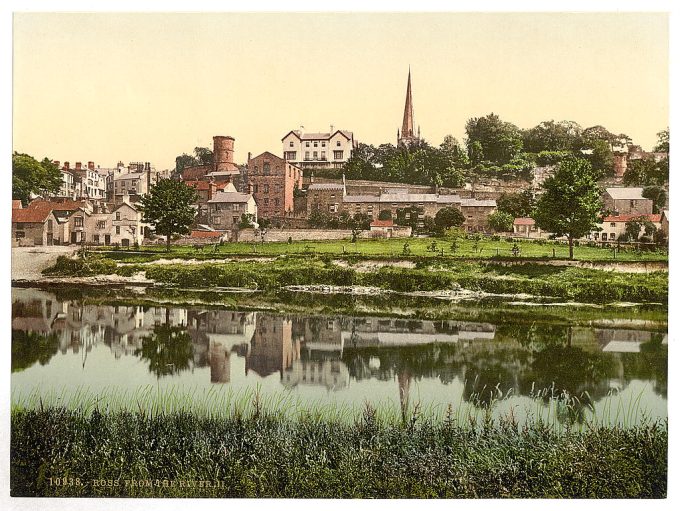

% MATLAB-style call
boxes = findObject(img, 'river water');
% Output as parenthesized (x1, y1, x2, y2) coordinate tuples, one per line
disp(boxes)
(11, 287, 667, 426)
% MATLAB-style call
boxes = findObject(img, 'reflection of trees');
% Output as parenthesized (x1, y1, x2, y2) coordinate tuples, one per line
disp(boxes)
(134, 314, 194, 378)
(620, 334, 668, 398)
(11, 330, 61, 372)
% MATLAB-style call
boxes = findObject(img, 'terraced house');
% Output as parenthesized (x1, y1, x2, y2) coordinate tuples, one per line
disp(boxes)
(247, 152, 302, 220)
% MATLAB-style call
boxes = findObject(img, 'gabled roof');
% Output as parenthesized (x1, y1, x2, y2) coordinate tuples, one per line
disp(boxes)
(114, 172, 145, 180)
(12, 206, 54, 223)
(281, 130, 353, 142)
(605, 187, 646, 200)
(184, 180, 231, 191)
(208, 191, 253, 204)
(513, 217, 536, 226)
(111, 202, 139, 213)
(27, 199, 86, 212)
(249, 151, 285, 163)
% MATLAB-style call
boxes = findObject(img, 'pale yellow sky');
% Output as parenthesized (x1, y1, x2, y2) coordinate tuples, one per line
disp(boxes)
(13, 12, 668, 170)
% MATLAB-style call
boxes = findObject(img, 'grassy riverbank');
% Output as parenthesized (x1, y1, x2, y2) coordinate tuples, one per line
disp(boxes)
(11, 406, 667, 498)
(96, 236, 669, 262)
(43, 254, 669, 304)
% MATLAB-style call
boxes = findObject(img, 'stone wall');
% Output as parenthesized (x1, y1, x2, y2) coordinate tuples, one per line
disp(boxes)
(236, 228, 367, 243)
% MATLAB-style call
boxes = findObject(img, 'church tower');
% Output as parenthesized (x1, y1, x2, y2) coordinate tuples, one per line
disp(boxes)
(397, 68, 421, 147)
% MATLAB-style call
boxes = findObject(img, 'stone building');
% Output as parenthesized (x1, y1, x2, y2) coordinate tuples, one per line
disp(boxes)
(12, 203, 59, 246)
(247, 151, 302, 220)
(306, 185, 497, 232)
(603, 187, 653, 216)
(207, 190, 257, 230)
(180, 135, 240, 183)
(281, 128, 356, 170)
(64, 201, 145, 246)
(587, 213, 661, 243)
(246, 315, 300, 378)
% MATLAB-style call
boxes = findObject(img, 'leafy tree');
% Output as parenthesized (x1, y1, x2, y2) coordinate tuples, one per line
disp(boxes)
(175, 153, 197, 174)
(465, 113, 523, 164)
(496, 190, 535, 218)
(583, 138, 613, 177)
(193, 146, 214, 166)
(533, 157, 603, 259)
(654, 128, 669, 153)
(138, 179, 199, 251)
(395, 206, 423, 231)
(522, 120, 582, 153)
(488, 211, 514, 232)
(378, 209, 392, 221)
(434, 207, 465, 232)
(12, 152, 63, 205)
(11, 330, 60, 372)
(625, 217, 657, 242)
(239, 213, 256, 229)
(642, 186, 667, 213)
(351, 213, 371, 230)
(623, 158, 668, 187)
(135, 314, 194, 378)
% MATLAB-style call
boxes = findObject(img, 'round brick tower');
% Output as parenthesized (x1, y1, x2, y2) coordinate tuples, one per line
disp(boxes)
(213, 135, 235, 171)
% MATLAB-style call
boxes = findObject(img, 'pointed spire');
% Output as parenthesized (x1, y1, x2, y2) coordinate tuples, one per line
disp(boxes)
(401, 68, 414, 139)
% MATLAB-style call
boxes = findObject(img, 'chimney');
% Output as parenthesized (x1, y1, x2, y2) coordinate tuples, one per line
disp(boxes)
(75, 162, 82, 170)
(64, 161, 70, 170)
(53, 160, 60, 168)
(122, 193, 130, 205)
(247, 152, 252, 163)
(209, 182, 217, 200)
(145, 162, 150, 171)
(88, 161, 95, 170)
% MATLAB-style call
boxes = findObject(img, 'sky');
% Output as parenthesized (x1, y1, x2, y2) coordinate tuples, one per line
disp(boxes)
(12, 12, 669, 170)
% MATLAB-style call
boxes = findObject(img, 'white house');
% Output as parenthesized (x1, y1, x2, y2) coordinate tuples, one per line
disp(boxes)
(282, 128, 356, 170)
(587, 213, 661, 242)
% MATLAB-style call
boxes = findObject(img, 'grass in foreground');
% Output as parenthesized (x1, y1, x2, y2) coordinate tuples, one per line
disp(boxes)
(97, 236, 668, 262)
(11, 404, 667, 498)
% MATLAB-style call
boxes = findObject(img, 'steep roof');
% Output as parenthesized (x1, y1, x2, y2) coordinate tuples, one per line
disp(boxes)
(401, 68, 414, 137)
(12, 200, 22, 209)
(27, 199, 86, 212)
(12, 206, 54, 223)
(606, 187, 646, 200)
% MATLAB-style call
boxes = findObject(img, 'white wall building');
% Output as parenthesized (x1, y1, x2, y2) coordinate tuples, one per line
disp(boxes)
(282, 129, 356, 170)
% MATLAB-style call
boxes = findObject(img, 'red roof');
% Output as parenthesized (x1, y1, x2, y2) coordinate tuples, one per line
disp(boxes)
(602, 214, 661, 223)
(12, 200, 22, 209)
(184, 180, 228, 191)
(27, 199, 85, 212)
(189, 230, 225, 239)
(370, 219, 394, 228)
(513, 217, 535, 226)
(12, 206, 53, 223)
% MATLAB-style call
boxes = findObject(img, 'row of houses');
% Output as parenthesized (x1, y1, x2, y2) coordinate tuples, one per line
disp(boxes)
(12, 198, 145, 247)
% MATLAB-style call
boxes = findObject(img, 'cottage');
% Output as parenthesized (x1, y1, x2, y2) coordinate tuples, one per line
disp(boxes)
(588, 213, 661, 242)
(603, 188, 653, 216)
(207, 191, 258, 230)
(12, 204, 59, 246)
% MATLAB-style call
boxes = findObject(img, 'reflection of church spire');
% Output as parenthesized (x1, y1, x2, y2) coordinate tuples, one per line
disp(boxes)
(398, 368, 412, 422)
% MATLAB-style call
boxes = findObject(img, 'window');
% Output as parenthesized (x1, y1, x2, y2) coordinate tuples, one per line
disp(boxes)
(630, 200, 636, 208)
(233, 216, 239, 224)
(15, 231, 25, 239)
(213, 216, 221, 224)
(321, 141, 326, 147)
(321, 151, 326, 160)
(264, 198, 269, 205)
(289, 141, 294, 147)
(47, 220, 53, 230)
(263, 163, 270, 175)
(274, 198, 280, 207)
(285, 151, 296, 160)
(115, 212, 121, 220)
(329, 204, 338, 213)
(232, 203, 240, 211)
(252, 184, 258, 193)
(330, 194, 336, 199)
(264, 184, 269, 193)
(97, 220, 106, 229)
(610, 233, 616, 240)
(74, 217, 83, 227)
(305, 151, 310, 161)
(333, 150, 343, 160)
(313, 141, 318, 148)
(305, 142, 310, 147)
(336, 141, 341, 147)
(610, 222, 616, 227)
(313, 151, 318, 159)
(131, 227, 136, 235)
(602, 233, 607, 241)
(115, 226, 120, 235)
(594, 232, 599, 240)
(93, 234, 99, 243)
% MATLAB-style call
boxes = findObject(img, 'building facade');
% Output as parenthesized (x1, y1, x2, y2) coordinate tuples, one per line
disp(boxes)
(281, 129, 355, 170)
(603, 187, 653, 216)
(247, 152, 303, 219)
(207, 190, 258, 230)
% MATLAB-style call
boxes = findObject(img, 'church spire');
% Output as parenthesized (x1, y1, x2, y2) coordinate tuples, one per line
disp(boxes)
(398, 67, 419, 147)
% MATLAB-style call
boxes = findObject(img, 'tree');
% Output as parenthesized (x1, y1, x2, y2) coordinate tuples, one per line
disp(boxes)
(522, 120, 582, 153)
(174, 146, 214, 175)
(465, 113, 523, 164)
(378, 209, 393, 221)
(496, 190, 535, 218)
(395, 206, 423, 231)
(533, 157, 603, 259)
(12, 152, 63, 205)
(654, 128, 669, 153)
(434, 207, 465, 232)
(193, 146, 214, 166)
(623, 158, 668, 187)
(138, 179, 199, 251)
(135, 311, 194, 378)
(488, 211, 514, 232)
(642, 186, 667, 213)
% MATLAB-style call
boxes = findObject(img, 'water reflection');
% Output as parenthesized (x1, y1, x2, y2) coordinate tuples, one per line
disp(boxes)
(11, 288, 667, 421)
